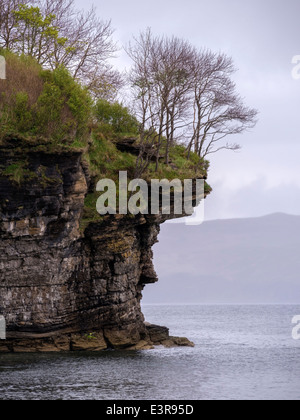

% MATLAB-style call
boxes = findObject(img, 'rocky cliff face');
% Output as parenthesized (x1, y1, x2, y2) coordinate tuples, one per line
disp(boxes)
(0, 136, 196, 352)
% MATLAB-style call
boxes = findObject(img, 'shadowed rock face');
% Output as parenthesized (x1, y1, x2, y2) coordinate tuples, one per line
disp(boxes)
(0, 138, 195, 352)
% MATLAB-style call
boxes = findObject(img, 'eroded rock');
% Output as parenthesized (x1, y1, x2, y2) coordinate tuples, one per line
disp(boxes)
(0, 139, 196, 352)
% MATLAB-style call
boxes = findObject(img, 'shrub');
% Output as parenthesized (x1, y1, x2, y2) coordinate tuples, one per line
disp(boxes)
(95, 99, 139, 135)
(14, 92, 34, 132)
(0, 51, 92, 143)
(37, 66, 92, 141)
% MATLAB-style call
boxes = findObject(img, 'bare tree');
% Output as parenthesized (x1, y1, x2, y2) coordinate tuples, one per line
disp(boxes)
(0, 0, 31, 49)
(187, 50, 258, 158)
(127, 29, 194, 167)
(0, 0, 121, 98)
(127, 30, 258, 168)
(40, 1, 118, 88)
(154, 35, 195, 165)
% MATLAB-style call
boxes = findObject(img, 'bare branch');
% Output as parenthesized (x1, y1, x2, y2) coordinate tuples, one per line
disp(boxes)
(0, 0, 121, 98)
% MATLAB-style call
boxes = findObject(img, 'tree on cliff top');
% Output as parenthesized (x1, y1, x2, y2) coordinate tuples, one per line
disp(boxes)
(0, 0, 122, 100)
(127, 29, 258, 162)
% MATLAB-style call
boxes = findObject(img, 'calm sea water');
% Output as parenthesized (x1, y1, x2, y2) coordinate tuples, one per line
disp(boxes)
(0, 305, 299, 400)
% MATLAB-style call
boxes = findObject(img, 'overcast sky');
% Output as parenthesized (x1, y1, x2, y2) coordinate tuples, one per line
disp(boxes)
(76, 0, 300, 220)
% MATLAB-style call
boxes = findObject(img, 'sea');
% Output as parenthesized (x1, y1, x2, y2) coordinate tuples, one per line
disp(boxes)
(0, 304, 299, 401)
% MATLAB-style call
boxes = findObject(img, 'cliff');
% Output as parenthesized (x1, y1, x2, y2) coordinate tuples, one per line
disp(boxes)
(0, 135, 205, 352)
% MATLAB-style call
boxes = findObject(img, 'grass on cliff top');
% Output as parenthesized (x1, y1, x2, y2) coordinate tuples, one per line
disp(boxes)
(85, 131, 208, 181)
(80, 131, 211, 230)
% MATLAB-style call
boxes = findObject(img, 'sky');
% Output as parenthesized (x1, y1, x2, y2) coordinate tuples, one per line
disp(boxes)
(75, 0, 300, 220)
(144, 214, 300, 304)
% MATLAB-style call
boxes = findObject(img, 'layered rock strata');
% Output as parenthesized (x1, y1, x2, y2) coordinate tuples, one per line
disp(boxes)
(0, 136, 197, 352)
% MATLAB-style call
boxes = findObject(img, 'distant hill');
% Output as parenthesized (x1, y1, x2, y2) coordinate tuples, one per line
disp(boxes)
(143, 213, 300, 304)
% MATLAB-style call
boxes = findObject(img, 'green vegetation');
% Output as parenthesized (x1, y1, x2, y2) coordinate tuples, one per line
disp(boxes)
(0, 51, 92, 143)
(80, 131, 211, 229)
(1, 161, 36, 185)
(84, 333, 97, 341)
(95, 100, 139, 136)
(12, 4, 68, 62)
(0, 51, 211, 231)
